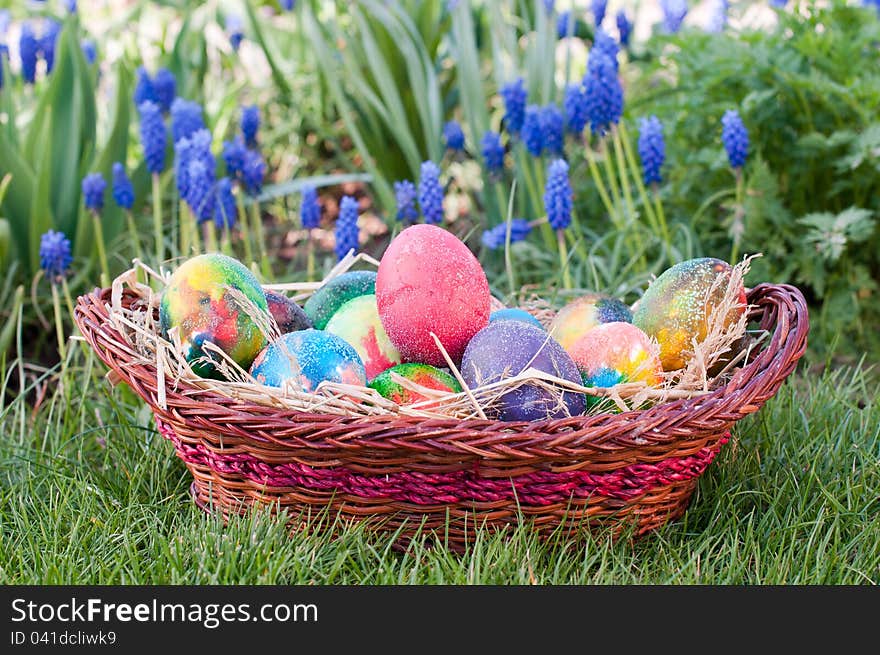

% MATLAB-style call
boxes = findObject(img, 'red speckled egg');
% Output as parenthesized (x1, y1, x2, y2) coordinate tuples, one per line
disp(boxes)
(376, 224, 490, 367)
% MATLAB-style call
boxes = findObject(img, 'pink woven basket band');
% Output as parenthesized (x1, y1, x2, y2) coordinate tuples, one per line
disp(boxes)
(157, 418, 730, 506)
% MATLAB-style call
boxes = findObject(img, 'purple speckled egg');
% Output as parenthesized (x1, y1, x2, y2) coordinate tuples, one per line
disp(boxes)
(265, 291, 313, 334)
(460, 320, 585, 421)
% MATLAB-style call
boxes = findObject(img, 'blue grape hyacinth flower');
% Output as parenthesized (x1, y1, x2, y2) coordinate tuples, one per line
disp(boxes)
(222, 136, 247, 179)
(300, 185, 321, 229)
(540, 104, 565, 156)
(705, 0, 728, 33)
(417, 161, 444, 224)
(171, 98, 206, 144)
(500, 78, 527, 136)
(638, 115, 665, 186)
(133, 66, 156, 106)
(20, 23, 39, 84)
(481, 219, 531, 250)
(241, 149, 265, 196)
(40, 230, 73, 281)
(584, 51, 623, 135)
(616, 10, 632, 46)
(40, 20, 61, 74)
(111, 162, 135, 210)
(82, 172, 107, 212)
(241, 105, 260, 148)
(185, 160, 215, 224)
(139, 101, 167, 174)
(394, 180, 418, 223)
(81, 39, 97, 65)
(227, 14, 244, 52)
(661, 0, 688, 33)
(214, 177, 237, 230)
(592, 27, 619, 70)
(480, 131, 505, 176)
(544, 159, 572, 231)
(556, 11, 574, 39)
(443, 120, 465, 152)
(334, 196, 360, 261)
(721, 109, 749, 169)
(592, 0, 608, 26)
(153, 68, 177, 113)
(522, 105, 544, 157)
(563, 83, 589, 135)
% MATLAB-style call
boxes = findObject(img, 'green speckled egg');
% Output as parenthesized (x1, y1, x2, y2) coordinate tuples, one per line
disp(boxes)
(324, 294, 401, 381)
(632, 257, 746, 371)
(159, 253, 269, 379)
(368, 363, 462, 406)
(303, 270, 376, 330)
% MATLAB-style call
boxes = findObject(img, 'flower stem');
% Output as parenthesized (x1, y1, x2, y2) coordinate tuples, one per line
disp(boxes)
(585, 144, 618, 226)
(618, 121, 669, 245)
(91, 211, 111, 288)
(202, 220, 218, 253)
(306, 231, 316, 282)
(556, 228, 573, 290)
(235, 190, 254, 266)
(730, 169, 745, 264)
(503, 179, 518, 299)
(124, 210, 144, 265)
(51, 282, 66, 362)
(180, 201, 191, 257)
(250, 201, 271, 280)
(152, 173, 163, 268)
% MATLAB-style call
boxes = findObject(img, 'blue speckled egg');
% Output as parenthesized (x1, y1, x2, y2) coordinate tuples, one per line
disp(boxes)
(250, 329, 366, 392)
(460, 320, 585, 422)
(489, 308, 545, 330)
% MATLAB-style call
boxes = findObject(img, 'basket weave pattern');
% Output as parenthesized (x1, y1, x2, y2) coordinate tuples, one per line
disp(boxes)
(74, 283, 808, 550)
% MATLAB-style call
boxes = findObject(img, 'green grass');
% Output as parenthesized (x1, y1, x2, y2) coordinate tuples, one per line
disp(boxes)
(1, 342, 877, 585)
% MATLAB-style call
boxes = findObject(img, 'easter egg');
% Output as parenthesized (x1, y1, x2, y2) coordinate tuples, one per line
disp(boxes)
(569, 322, 663, 390)
(265, 291, 313, 334)
(461, 320, 585, 422)
(368, 363, 462, 405)
(303, 270, 376, 330)
(376, 224, 490, 367)
(632, 257, 746, 371)
(159, 253, 268, 379)
(249, 329, 366, 392)
(549, 293, 633, 355)
(324, 294, 402, 380)
(489, 308, 545, 330)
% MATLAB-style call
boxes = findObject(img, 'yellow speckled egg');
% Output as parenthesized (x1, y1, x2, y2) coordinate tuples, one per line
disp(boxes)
(632, 257, 746, 371)
(549, 293, 633, 355)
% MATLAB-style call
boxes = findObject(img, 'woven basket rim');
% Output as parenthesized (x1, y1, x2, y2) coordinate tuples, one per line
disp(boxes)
(72, 281, 808, 467)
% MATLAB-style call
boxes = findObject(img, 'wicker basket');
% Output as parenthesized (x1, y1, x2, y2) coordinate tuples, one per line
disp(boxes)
(73, 281, 808, 551)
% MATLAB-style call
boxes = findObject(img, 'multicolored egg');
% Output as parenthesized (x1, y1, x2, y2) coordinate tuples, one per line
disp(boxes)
(376, 224, 490, 367)
(548, 293, 633, 355)
(324, 294, 401, 380)
(489, 308, 545, 330)
(368, 363, 462, 406)
(159, 253, 268, 379)
(249, 329, 366, 392)
(303, 270, 376, 330)
(461, 320, 585, 422)
(569, 322, 663, 390)
(265, 291, 313, 334)
(632, 257, 746, 371)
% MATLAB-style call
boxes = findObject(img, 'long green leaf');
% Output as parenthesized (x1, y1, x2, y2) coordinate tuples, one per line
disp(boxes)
(301, 4, 393, 211)
(0, 131, 37, 272)
(243, 0, 293, 100)
(251, 173, 374, 204)
(29, 114, 54, 274)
